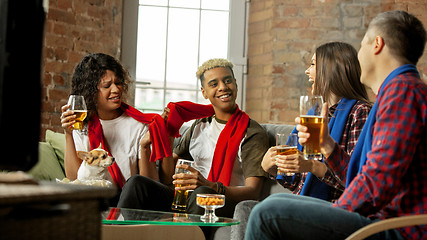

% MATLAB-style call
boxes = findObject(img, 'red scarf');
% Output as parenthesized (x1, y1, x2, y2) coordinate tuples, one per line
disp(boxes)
(166, 101, 249, 186)
(88, 103, 172, 188)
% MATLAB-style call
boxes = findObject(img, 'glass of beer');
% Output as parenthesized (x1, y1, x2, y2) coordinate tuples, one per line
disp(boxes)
(171, 159, 194, 212)
(276, 133, 298, 176)
(67, 95, 87, 131)
(300, 95, 324, 161)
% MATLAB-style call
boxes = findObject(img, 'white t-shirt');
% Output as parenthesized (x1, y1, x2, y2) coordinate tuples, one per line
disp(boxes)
(189, 117, 245, 186)
(73, 113, 149, 180)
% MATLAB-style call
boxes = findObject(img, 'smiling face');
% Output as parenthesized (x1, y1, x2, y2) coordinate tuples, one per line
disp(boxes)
(305, 53, 316, 94)
(96, 70, 123, 119)
(201, 67, 237, 119)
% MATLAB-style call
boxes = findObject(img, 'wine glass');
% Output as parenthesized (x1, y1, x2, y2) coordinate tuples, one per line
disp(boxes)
(300, 95, 324, 161)
(67, 95, 87, 132)
(196, 193, 225, 222)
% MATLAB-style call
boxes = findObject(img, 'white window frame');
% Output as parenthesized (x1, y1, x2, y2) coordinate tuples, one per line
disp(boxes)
(121, 0, 249, 110)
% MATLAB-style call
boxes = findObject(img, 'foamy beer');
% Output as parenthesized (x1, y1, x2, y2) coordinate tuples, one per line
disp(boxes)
(67, 95, 87, 131)
(171, 159, 194, 212)
(300, 95, 324, 161)
(276, 133, 298, 176)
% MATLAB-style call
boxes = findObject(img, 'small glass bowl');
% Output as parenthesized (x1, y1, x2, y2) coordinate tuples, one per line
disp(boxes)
(196, 194, 225, 222)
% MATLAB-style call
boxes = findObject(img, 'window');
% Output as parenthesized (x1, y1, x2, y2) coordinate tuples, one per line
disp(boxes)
(122, 0, 248, 113)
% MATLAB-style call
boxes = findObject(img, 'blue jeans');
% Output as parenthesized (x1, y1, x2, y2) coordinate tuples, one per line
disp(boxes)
(245, 193, 404, 240)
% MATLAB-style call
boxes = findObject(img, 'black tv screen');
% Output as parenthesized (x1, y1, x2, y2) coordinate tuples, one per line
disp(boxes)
(0, 0, 45, 171)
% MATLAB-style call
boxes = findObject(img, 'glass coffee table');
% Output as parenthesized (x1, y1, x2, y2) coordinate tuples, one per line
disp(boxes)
(102, 207, 240, 227)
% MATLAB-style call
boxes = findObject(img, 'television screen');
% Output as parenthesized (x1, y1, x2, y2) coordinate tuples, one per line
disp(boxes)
(0, 0, 45, 171)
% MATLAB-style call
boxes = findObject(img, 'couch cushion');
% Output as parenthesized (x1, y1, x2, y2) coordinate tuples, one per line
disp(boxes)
(45, 130, 66, 169)
(27, 142, 66, 181)
(261, 124, 295, 147)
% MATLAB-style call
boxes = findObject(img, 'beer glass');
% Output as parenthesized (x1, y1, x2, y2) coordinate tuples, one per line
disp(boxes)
(171, 159, 194, 212)
(276, 133, 298, 176)
(67, 95, 87, 131)
(300, 95, 324, 161)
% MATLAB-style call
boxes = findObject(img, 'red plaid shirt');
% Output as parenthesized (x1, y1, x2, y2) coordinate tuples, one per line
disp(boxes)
(328, 72, 427, 239)
(279, 100, 371, 202)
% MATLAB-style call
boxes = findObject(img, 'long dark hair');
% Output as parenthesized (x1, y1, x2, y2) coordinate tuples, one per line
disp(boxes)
(71, 53, 130, 120)
(313, 42, 370, 105)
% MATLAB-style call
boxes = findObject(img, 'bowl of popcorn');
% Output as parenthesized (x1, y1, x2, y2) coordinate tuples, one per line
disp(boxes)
(196, 194, 225, 222)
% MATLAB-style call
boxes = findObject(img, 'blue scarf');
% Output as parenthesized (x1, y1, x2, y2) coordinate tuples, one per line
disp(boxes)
(345, 64, 419, 187)
(277, 98, 356, 200)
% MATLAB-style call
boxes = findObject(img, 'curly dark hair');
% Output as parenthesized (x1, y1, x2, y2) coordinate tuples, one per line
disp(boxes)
(71, 53, 130, 120)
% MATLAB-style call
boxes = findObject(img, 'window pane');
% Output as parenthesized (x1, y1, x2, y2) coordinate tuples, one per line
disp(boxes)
(166, 8, 200, 89)
(139, 0, 167, 6)
(135, 88, 164, 111)
(136, 6, 167, 88)
(199, 10, 229, 64)
(201, 0, 229, 11)
(169, 0, 200, 9)
(166, 90, 198, 103)
(196, 91, 210, 105)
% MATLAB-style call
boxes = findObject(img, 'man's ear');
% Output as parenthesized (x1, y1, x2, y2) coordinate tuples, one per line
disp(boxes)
(201, 87, 208, 99)
(374, 36, 385, 55)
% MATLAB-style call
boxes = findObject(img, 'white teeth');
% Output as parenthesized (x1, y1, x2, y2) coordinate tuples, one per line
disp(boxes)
(219, 94, 230, 99)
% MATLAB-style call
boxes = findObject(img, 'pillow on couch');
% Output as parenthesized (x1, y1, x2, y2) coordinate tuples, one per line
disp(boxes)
(45, 130, 66, 170)
(27, 142, 66, 181)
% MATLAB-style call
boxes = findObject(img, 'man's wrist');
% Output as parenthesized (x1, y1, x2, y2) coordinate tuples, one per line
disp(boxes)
(216, 182, 226, 195)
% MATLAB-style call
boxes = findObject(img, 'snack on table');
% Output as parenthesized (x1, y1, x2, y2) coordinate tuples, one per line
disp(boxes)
(196, 194, 225, 206)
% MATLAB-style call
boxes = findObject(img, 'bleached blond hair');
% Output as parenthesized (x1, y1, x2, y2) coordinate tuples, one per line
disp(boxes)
(196, 58, 234, 84)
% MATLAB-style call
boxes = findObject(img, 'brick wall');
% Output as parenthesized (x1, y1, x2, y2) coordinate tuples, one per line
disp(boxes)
(246, 0, 427, 125)
(40, 0, 122, 139)
(40, 0, 427, 137)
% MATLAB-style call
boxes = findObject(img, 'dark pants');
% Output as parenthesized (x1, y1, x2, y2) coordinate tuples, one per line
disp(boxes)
(118, 175, 238, 217)
(117, 175, 175, 212)
(118, 176, 239, 240)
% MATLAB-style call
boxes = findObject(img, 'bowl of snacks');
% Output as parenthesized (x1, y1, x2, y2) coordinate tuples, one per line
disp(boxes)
(196, 194, 225, 222)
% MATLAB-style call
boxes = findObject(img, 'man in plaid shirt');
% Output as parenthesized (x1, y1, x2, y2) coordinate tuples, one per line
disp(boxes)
(246, 10, 426, 240)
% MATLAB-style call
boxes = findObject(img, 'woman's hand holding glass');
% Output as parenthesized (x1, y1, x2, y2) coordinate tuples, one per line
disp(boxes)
(60, 95, 87, 134)
(275, 151, 313, 174)
(295, 102, 336, 159)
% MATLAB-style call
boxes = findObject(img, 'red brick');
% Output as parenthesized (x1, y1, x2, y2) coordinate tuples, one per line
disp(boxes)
(44, 34, 74, 49)
(311, 17, 340, 29)
(57, 0, 72, 10)
(274, 18, 310, 28)
(48, 8, 76, 25)
(53, 74, 66, 86)
(281, 6, 299, 17)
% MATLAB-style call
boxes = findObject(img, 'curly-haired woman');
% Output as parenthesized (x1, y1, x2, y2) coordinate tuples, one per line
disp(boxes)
(60, 53, 162, 205)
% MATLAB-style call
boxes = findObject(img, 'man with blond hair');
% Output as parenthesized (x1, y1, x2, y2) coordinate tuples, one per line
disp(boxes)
(118, 58, 269, 218)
